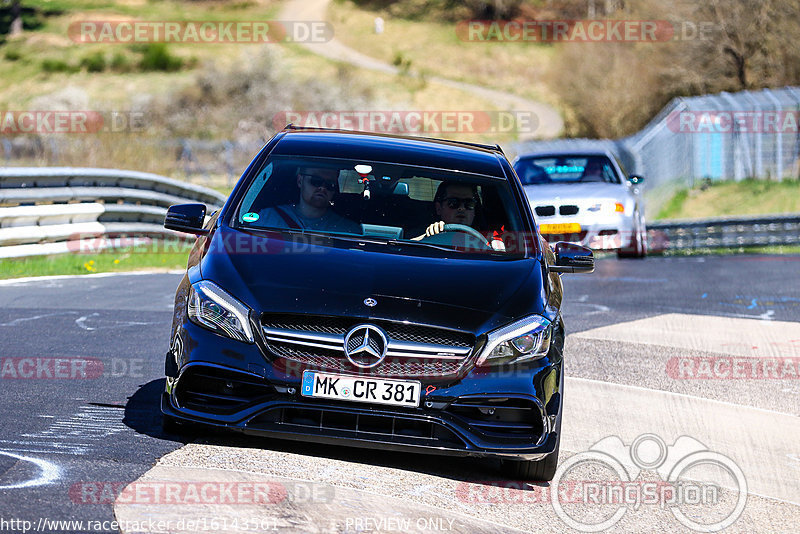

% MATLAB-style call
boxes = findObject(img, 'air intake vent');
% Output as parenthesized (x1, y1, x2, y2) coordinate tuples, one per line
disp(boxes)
(175, 366, 275, 415)
(446, 396, 544, 441)
(559, 205, 579, 216)
(535, 206, 556, 217)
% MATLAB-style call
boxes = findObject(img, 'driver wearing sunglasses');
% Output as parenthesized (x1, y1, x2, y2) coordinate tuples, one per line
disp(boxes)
(415, 181, 480, 239)
(257, 166, 360, 234)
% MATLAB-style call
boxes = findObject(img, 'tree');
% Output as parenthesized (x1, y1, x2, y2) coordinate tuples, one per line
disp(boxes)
(9, 0, 21, 36)
(682, 0, 800, 90)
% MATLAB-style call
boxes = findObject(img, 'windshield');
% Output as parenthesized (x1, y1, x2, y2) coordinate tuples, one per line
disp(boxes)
(515, 155, 621, 185)
(232, 156, 529, 256)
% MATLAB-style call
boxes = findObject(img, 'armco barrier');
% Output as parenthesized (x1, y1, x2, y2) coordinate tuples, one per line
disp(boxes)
(0, 167, 226, 259)
(648, 214, 800, 251)
(2, 167, 795, 259)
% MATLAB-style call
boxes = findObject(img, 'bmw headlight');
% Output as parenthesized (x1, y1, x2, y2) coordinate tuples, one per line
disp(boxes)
(187, 280, 254, 343)
(476, 315, 552, 366)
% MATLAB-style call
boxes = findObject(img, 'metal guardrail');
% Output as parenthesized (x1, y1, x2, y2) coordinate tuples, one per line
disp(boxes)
(2, 167, 795, 259)
(648, 214, 800, 251)
(0, 167, 226, 259)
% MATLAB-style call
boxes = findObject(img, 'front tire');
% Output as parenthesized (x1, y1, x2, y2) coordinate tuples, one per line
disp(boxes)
(500, 419, 561, 481)
(161, 413, 199, 436)
(617, 224, 647, 259)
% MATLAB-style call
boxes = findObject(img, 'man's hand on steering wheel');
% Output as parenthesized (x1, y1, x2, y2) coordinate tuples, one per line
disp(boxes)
(423, 221, 446, 237)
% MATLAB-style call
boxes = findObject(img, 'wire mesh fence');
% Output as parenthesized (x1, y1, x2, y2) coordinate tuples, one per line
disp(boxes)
(514, 86, 800, 209)
(3, 87, 799, 197)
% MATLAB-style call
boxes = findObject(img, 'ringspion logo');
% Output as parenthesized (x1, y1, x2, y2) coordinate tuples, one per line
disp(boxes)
(551, 434, 747, 532)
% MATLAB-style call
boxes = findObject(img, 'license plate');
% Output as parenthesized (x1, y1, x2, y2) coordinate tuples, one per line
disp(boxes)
(301, 371, 421, 408)
(540, 223, 582, 234)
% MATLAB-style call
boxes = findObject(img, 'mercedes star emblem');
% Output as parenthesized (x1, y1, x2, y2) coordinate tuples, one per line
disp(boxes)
(364, 298, 377, 307)
(344, 324, 388, 368)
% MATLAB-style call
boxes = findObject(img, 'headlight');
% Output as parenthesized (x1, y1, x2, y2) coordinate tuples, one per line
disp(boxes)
(588, 202, 625, 213)
(476, 315, 552, 366)
(187, 281, 254, 343)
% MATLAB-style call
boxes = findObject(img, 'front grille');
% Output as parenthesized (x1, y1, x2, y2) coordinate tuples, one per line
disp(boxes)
(559, 205, 579, 216)
(248, 405, 465, 448)
(175, 366, 275, 415)
(260, 314, 475, 378)
(535, 205, 556, 217)
(446, 396, 544, 442)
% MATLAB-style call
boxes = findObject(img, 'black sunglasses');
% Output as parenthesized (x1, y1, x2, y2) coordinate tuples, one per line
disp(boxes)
(302, 174, 338, 192)
(441, 197, 477, 210)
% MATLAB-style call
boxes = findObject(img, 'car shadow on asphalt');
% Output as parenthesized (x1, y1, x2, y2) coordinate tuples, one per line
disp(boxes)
(123, 379, 551, 489)
(123, 378, 196, 445)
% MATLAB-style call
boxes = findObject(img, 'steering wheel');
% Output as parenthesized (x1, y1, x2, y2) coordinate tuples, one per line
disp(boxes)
(416, 224, 492, 250)
(441, 223, 488, 243)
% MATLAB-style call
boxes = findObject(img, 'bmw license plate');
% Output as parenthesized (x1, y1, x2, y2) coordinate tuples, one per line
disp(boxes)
(539, 223, 582, 234)
(301, 371, 421, 407)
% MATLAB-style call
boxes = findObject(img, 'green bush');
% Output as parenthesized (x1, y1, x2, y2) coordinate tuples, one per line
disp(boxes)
(41, 58, 74, 73)
(110, 52, 131, 72)
(138, 43, 183, 72)
(4, 48, 21, 61)
(80, 51, 106, 73)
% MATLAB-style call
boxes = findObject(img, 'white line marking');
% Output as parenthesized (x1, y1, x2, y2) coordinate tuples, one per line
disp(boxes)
(0, 312, 77, 327)
(75, 312, 158, 331)
(0, 270, 183, 286)
(573, 313, 800, 358)
(0, 450, 61, 489)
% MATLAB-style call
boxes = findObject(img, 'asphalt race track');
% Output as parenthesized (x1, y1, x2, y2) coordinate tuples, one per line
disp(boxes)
(1, 255, 799, 533)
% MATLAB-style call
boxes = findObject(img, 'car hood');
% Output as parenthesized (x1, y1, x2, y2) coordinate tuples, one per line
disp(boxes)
(523, 182, 628, 203)
(199, 227, 546, 334)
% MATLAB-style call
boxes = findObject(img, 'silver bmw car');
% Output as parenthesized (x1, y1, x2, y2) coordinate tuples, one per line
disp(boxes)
(512, 149, 647, 258)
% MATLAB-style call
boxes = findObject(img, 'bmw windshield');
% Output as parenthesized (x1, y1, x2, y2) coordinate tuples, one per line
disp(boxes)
(515, 155, 622, 185)
(232, 156, 531, 256)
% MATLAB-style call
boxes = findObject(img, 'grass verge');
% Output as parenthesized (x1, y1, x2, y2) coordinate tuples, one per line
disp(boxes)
(0, 241, 193, 279)
(655, 179, 800, 220)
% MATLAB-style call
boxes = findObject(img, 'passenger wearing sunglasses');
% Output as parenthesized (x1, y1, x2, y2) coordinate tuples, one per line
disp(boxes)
(258, 167, 360, 234)
(415, 182, 480, 239)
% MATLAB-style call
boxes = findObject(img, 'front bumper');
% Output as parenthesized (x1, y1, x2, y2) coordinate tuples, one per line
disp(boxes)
(537, 213, 635, 251)
(163, 320, 563, 461)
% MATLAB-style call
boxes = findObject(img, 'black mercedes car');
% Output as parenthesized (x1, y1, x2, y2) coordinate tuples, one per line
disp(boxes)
(161, 126, 593, 480)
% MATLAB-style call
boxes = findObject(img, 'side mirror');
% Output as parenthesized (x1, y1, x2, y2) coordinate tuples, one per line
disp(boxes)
(628, 175, 644, 185)
(550, 242, 594, 273)
(164, 203, 209, 235)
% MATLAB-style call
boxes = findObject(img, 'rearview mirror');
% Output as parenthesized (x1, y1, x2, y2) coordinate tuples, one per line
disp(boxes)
(549, 242, 594, 274)
(628, 174, 644, 185)
(164, 203, 209, 235)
